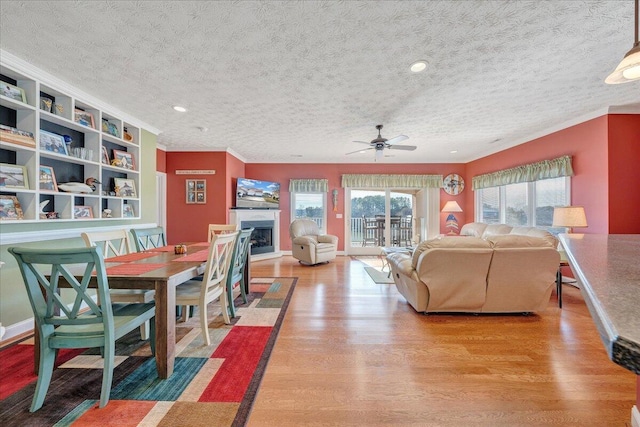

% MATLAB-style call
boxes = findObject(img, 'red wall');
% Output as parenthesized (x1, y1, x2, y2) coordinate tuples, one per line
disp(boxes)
(244, 163, 465, 251)
(160, 113, 638, 245)
(466, 117, 610, 234)
(165, 151, 229, 243)
(607, 114, 640, 234)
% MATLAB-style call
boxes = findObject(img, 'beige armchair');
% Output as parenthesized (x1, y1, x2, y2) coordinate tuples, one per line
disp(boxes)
(289, 219, 338, 265)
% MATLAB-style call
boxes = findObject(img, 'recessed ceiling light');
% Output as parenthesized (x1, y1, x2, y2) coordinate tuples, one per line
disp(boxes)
(450, 150, 458, 154)
(410, 60, 428, 73)
(290, 154, 303, 157)
(173, 105, 187, 112)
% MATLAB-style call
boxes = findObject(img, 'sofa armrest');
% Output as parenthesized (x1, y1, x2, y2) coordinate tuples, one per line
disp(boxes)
(387, 253, 413, 275)
(292, 236, 318, 246)
(318, 234, 338, 245)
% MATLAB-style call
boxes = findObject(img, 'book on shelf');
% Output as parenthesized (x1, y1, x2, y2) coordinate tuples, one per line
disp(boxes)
(0, 124, 36, 148)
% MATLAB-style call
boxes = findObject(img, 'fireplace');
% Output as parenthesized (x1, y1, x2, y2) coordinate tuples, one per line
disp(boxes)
(229, 209, 281, 261)
(241, 220, 274, 255)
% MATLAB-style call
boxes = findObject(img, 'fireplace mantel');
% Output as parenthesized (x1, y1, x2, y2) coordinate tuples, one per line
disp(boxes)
(229, 209, 282, 261)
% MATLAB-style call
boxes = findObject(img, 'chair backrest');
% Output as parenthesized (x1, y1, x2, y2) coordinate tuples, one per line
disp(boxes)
(289, 219, 320, 239)
(131, 226, 166, 252)
(81, 229, 131, 258)
(9, 246, 113, 332)
(201, 231, 239, 299)
(208, 224, 239, 242)
(229, 228, 254, 280)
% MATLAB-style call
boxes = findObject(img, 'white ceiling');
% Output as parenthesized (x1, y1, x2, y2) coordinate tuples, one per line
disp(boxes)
(1, 1, 638, 163)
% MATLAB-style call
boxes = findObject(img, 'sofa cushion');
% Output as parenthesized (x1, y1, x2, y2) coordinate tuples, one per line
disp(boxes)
(460, 222, 488, 237)
(481, 224, 513, 238)
(509, 227, 558, 248)
(412, 236, 491, 269)
(486, 234, 556, 248)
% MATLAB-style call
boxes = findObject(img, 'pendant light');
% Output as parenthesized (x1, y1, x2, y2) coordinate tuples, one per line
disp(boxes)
(606, 0, 640, 84)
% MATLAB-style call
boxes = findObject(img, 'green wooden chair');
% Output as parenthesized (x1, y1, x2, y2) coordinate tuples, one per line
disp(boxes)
(8, 246, 156, 412)
(226, 227, 254, 318)
(131, 226, 167, 252)
(176, 231, 238, 346)
(82, 230, 154, 339)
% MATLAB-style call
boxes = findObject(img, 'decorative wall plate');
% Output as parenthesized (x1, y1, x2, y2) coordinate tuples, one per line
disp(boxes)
(443, 173, 465, 195)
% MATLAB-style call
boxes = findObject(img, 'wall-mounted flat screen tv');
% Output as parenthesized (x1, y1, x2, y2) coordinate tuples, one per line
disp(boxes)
(235, 177, 280, 209)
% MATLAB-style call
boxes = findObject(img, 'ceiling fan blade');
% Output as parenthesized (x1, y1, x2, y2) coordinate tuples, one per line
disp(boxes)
(346, 147, 374, 155)
(352, 140, 373, 145)
(388, 144, 417, 151)
(385, 135, 409, 145)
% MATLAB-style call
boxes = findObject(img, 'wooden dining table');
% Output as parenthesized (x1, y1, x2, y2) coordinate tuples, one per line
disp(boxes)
(50, 242, 211, 379)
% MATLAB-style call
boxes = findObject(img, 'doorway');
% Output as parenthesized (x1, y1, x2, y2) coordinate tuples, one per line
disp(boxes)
(345, 188, 416, 256)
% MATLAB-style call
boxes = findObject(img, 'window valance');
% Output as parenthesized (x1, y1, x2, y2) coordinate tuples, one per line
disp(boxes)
(341, 174, 443, 189)
(472, 155, 573, 190)
(289, 179, 329, 193)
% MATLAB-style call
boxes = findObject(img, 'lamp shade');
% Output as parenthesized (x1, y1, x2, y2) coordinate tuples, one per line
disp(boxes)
(441, 200, 463, 213)
(606, 0, 640, 84)
(552, 206, 588, 228)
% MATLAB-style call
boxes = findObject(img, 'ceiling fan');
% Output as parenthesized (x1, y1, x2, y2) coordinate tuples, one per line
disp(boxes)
(346, 124, 416, 161)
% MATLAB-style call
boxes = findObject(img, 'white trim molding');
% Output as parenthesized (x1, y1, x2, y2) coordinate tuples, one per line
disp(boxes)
(0, 223, 157, 245)
(632, 405, 639, 427)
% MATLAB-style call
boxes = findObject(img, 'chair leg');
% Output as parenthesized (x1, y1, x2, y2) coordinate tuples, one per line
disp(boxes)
(226, 281, 236, 319)
(239, 276, 248, 303)
(181, 305, 191, 322)
(199, 303, 210, 346)
(140, 321, 150, 340)
(149, 318, 156, 356)
(99, 341, 115, 408)
(30, 344, 56, 412)
(220, 292, 231, 326)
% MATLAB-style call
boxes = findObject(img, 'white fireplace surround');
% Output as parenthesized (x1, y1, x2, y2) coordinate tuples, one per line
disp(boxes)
(229, 209, 282, 261)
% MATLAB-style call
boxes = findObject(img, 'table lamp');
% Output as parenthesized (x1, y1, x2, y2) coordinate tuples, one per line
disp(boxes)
(442, 200, 463, 235)
(552, 206, 588, 233)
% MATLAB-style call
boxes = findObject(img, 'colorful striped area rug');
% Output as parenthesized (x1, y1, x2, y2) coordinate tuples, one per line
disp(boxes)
(0, 277, 296, 427)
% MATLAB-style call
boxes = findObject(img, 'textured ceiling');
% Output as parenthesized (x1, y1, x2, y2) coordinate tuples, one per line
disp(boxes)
(1, 1, 638, 163)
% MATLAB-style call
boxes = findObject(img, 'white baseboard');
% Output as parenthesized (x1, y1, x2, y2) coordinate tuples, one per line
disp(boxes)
(632, 405, 639, 427)
(1, 318, 34, 343)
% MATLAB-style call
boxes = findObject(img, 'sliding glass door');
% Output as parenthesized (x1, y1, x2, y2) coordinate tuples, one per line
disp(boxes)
(346, 189, 415, 255)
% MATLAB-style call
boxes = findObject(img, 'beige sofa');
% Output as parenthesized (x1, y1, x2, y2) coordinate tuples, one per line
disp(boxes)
(289, 219, 339, 265)
(387, 224, 560, 314)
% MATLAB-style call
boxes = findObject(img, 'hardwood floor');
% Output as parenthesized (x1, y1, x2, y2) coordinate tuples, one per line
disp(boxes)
(247, 255, 635, 427)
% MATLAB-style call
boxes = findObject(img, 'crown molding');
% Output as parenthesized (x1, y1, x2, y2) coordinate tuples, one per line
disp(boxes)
(0, 49, 161, 135)
(163, 146, 248, 163)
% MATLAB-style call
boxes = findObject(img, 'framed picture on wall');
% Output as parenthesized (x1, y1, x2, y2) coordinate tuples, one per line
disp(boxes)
(186, 179, 206, 204)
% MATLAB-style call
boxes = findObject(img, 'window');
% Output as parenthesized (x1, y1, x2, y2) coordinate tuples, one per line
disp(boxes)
(475, 177, 569, 231)
(291, 192, 327, 233)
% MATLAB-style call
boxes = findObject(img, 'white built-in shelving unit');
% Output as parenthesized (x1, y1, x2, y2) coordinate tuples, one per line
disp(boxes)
(0, 62, 141, 223)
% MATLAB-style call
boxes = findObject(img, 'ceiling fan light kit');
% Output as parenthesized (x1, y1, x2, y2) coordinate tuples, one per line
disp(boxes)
(606, 0, 640, 84)
(346, 124, 416, 161)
